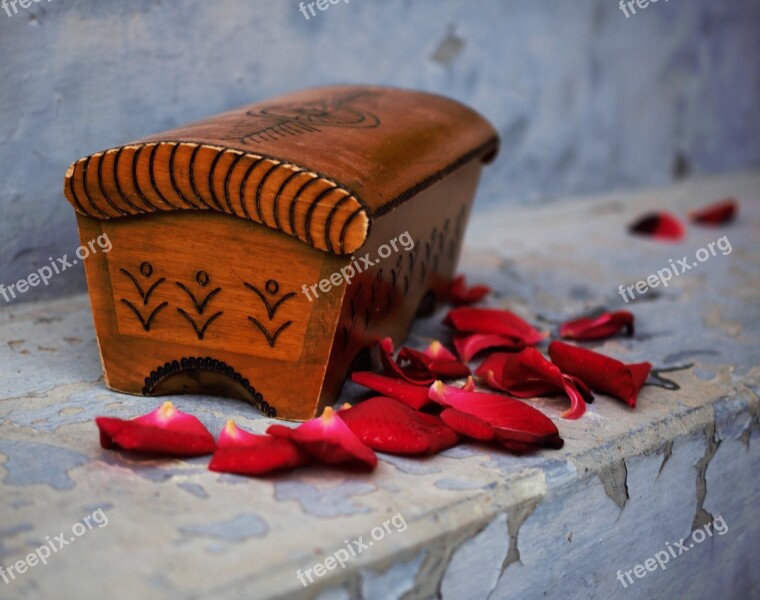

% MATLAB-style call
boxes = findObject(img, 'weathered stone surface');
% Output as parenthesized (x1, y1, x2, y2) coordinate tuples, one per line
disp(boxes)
(0, 173, 758, 599)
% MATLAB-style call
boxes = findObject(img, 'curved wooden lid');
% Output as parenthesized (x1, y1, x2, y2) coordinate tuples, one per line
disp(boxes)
(64, 85, 499, 254)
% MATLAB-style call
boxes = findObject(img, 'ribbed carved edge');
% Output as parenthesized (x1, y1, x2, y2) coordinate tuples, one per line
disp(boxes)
(64, 142, 370, 255)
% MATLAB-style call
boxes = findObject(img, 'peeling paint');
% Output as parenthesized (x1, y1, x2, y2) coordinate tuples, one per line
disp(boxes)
(179, 513, 268, 543)
(178, 482, 209, 499)
(503, 500, 541, 570)
(440, 515, 507, 599)
(692, 423, 720, 530)
(274, 480, 375, 518)
(362, 550, 426, 600)
(431, 26, 465, 66)
(598, 460, 629, 511)
(0, 440, 89, 490)
(658, 440, 674, 478)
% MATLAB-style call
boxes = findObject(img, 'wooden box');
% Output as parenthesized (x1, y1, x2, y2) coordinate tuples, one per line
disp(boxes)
(63, 86, 499, 420)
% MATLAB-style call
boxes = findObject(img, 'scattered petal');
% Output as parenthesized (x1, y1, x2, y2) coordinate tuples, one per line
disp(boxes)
(429, 381, 564, 448)
(439, 408, 495, 441)
(689, 198, 738, 225)
(474, 349, 591, 419)
(453, 333, 526, 362)
(423, 340, 459, 362)
(560, 311, 634, 341)
(209, 421, 310, 475)
(351, 372, 431, 410)
(398, 343, 470, 379)
(445, 307, 547, 345)
(628, 212, 685, 241)
(474, 353, 513, 392)
(339, 397, 458, 455)
(96, 401, 215, 457)
(267, 407, 377, 470)
(216, 419, 261, 449)
(548, 341, 651, 408)
(379, 338, 436, 384)
(449, 275, 491, 306)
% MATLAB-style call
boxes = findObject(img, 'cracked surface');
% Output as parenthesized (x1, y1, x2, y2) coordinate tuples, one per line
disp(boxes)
(599, 460, 629, 512)
(691, 423, 720, 530)
(1, 173, 759, 599)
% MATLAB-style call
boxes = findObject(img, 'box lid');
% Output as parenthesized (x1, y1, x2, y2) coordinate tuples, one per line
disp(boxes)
(64, 85, 499, 255)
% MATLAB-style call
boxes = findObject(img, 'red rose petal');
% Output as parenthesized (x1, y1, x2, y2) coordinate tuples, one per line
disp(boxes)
(444, 307, 547, 345)
(628, 212, 685, 241)
(449, 275, 491, 306)
(398, 344, 470, 380)
(548, 341, 651, 408)
(429, 382, 564, 448)
(95, 401, 216, 457)
(215, 419, 263, 449)
(439, 408, 495, 441)
(379, 338, 436, 384)
(689, 198, 737, 225)
(498, 440, 545, 455)
(427, 359, 471, 379)
(461, 376, 476, 392)
(339, 397, 458, 455)
(267, 407, 377, 470)
(454, 333, 526, 362)
(423, 340, 459, 362)
(560, 311, 635, 341)
(557, 375, 591, 420)
(351, 372, 431, 410)
(474, 353, 512, 392)
(209, 421, 310, 475)
(475, 349, 591, 419)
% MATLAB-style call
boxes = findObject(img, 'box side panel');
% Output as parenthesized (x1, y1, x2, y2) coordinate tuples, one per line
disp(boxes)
(80, 210, 342, 420)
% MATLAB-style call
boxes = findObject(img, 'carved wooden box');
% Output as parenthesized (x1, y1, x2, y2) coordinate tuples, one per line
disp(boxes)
(63, 86, 499, 420)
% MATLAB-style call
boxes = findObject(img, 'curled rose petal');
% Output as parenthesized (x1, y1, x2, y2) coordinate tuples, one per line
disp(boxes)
(209, 421, 310, 475)
(449, 275, 491, 306)
(475, 349, 591, 419)
(379, 338, 436, 384)
(474, 353, 513, 392)
(398, 343, 470, 380)
(351, 372, 431, 410)
(96, 401, 216, 457)
(339, 397, 458, 455)
(689, 198, 737, 225)
(267, 407, 377, 470)
(461, 376, 476, 392)
(444, 307, 547, 346)
(548, 341, 651, 408)
(560, 311, 634, 341)
(628, 212, 685, 241)
(454, 333, 526, 362)
(429, 382, 564, 448)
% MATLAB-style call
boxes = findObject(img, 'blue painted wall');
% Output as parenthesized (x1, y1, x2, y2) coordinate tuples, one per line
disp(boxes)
(0, 0, 758, 302)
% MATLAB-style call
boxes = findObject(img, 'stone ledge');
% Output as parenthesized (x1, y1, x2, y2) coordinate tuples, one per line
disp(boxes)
(1, 171, 758, 599)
